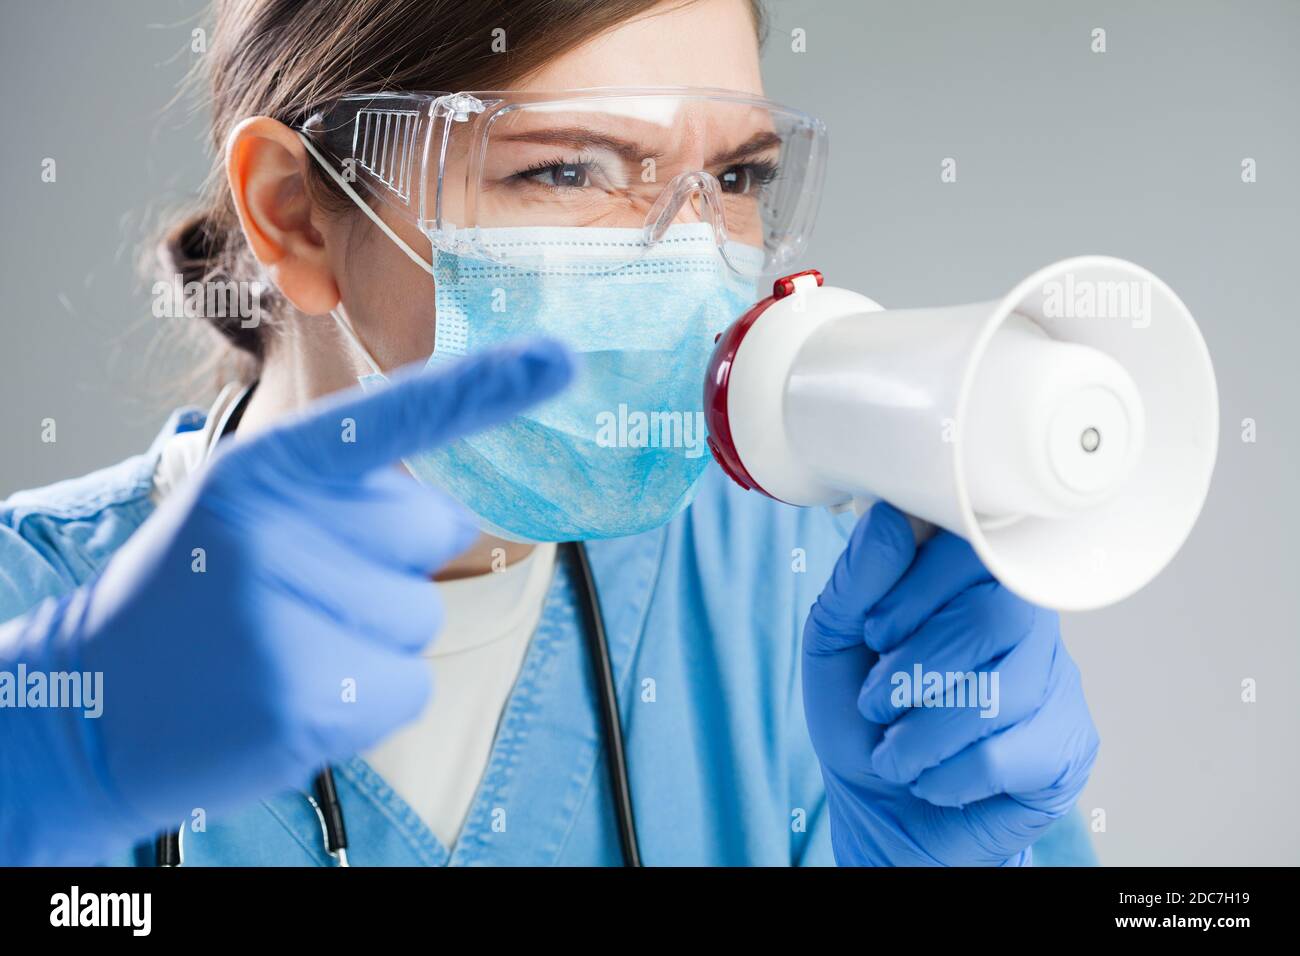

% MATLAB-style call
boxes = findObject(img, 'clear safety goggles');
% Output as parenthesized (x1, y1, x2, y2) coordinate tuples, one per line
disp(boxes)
(298, 88, 828, 277)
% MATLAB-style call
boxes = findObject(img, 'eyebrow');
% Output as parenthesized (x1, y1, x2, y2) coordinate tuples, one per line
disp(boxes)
(496, 127, 785, 168)
(497, 127, 662, 162)
(707, 130, 784, 167)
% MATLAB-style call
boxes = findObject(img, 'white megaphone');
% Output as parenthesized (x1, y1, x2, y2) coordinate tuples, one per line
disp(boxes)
(704, 257, 1218, 611)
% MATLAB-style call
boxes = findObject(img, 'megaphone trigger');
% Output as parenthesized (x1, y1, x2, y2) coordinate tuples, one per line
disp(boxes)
(831, 495, 938, 548)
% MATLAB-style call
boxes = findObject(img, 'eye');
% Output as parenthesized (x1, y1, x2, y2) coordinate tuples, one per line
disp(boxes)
(517, 159, 594, 189)
(719, 160, 779, 195)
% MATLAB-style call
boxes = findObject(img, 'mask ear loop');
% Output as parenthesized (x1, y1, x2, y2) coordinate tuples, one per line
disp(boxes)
(297, 131, 435, 380)
(329, 304, 384, 379)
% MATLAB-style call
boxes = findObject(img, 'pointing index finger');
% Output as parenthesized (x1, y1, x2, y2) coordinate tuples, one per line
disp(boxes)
(247, 338, 575, 480)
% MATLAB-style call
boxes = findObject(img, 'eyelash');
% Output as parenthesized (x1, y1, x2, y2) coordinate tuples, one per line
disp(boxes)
(729, 159, 780, 190)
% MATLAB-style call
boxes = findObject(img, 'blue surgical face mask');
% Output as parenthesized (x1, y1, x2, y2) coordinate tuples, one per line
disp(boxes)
(340, 223, 760, 542)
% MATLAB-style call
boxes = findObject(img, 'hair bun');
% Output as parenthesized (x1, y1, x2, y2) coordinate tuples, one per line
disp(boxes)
(159, 209, 222, 287)
(156, 208, 263, 357)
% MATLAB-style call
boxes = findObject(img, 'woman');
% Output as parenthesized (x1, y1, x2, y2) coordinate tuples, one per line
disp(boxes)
(0, 0, 1098, 866)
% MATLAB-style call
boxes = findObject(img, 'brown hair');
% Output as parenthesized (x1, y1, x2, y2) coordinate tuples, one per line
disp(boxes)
(158, 0, 765, 381)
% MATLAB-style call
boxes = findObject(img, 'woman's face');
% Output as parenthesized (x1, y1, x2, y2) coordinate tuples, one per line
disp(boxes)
(327, 0, 765, 374)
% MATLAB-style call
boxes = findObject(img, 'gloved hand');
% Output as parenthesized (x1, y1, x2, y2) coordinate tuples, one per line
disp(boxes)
(802, 503, 1099, 866)
(0, 339, 573, 866)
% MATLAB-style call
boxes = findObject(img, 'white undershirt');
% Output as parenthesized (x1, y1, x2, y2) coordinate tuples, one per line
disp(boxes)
(363, 544, 554, 847)
(152, 388, 556, 849)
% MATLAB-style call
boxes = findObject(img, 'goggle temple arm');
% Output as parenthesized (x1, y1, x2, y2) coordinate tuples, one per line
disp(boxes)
(296, 131, 435, 277)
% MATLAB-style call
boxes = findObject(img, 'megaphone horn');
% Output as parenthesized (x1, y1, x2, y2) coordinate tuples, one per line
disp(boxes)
(704, 257, 1218, 611)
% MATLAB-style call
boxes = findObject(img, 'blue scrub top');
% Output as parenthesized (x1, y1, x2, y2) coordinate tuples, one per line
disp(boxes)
(0, 408, 1097, 866)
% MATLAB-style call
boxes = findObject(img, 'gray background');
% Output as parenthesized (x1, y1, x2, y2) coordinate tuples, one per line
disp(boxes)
(1, 1, 1296, 864)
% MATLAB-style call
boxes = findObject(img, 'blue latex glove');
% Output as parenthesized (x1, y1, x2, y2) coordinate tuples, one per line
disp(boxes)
(802, 503, 1099, 866)
(0, 339, 573, 865)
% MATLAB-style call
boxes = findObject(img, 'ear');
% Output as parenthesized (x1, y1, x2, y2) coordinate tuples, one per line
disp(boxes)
(224, 116, 340, 316)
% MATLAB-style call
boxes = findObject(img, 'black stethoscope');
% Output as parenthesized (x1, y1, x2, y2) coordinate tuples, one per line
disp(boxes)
(151, 382, 641, 867)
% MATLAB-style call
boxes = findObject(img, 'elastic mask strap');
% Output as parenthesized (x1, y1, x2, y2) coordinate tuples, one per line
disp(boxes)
(330, 304, 385, 379)
(296, 131, 435, 278)
(296, 132, 421, 380)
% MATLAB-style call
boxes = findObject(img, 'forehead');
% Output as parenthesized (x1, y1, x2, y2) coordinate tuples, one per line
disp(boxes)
(516, 0, 764, 95)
